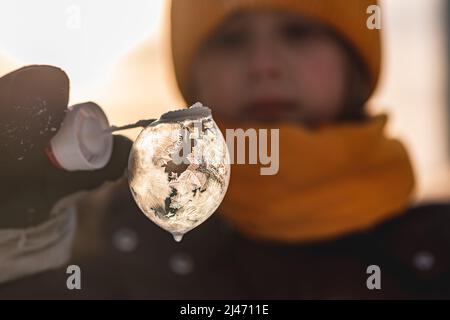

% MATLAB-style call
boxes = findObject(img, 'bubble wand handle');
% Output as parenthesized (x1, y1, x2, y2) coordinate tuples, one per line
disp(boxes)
(104, 119, 157, 134)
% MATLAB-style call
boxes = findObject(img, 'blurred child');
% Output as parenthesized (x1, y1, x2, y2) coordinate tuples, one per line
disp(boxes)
(169, 0, 450, 297)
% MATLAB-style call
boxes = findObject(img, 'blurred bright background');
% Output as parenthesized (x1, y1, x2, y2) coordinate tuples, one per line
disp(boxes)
(0, 0, 448, 201)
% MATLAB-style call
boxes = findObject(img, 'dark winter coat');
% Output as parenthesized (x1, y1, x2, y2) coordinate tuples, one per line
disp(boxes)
(0, 181, 449, 299)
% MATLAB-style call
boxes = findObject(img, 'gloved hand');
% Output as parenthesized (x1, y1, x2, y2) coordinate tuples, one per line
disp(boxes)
(0, 65, 132, 228)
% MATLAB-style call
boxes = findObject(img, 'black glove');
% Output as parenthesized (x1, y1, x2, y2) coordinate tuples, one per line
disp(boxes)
(0, 65, 132, 228)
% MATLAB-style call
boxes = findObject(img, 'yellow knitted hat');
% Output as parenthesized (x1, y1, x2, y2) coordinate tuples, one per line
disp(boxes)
(170, 0, 381, 102)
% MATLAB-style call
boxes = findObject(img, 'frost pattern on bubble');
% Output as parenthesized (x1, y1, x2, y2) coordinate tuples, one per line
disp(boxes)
(128, 115, 230, 240)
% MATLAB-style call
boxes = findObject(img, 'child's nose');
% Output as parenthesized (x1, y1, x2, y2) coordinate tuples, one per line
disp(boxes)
(247, 42, 282, 82)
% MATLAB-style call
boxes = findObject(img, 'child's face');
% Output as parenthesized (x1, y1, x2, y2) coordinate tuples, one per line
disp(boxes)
(191, 10, 351, 125)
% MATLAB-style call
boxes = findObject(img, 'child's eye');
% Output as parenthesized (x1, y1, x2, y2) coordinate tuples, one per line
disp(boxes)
(207, 29, 249, 51)
(281, 22, 321, 43)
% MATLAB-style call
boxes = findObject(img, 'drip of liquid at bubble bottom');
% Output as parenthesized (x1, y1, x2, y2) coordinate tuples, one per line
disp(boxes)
(172, 233, 184, 242)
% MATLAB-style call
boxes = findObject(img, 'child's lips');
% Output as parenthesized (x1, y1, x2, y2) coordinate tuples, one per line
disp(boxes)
(244, 99, 297, 121)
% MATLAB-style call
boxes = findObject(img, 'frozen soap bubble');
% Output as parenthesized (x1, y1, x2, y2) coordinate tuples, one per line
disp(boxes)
(128, 103, 231, 242)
